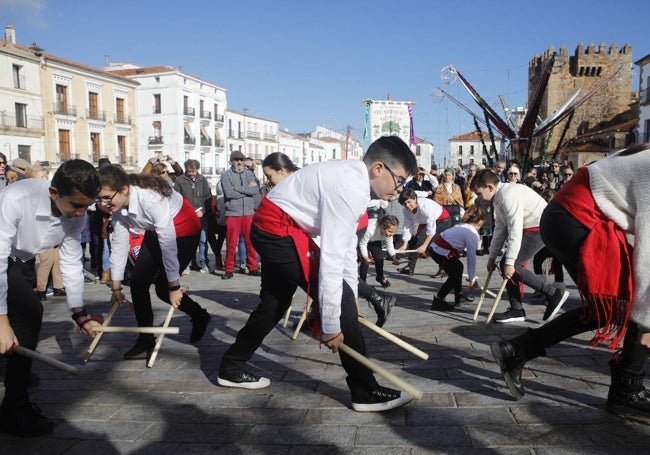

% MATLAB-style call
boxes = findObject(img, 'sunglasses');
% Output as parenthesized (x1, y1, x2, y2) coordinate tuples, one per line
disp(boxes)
(508, 172, 519, 176)
(564, 173, 573, 176)
(0, 161, 6, 165)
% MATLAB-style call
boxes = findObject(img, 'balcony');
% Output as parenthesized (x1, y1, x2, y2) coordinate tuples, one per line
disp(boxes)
(183, 107, 196, 117)
(264, 133, 276, 141)
(184, 136, 196, 145)
(53, 103, 77, 117)
(200, 137, 212, 147)
(87, 109, 106, 121)
(203, 166, 214, 175)
(215, 113, 224, 124)
(0, 113, 44, 130)
(246, 131, 261, 139)
(148, 136, 164, 145)
(114, 114, 132, 125)
(200, 111, 212, 120)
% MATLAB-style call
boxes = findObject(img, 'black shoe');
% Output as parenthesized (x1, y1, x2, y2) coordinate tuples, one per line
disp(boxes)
(222, 272, 234, 280)
(607, 359, 650, 422)
(431, 296, 455, 311)
(190, 309, 211, 343)
(455, 292, 473, 305)
(217, 371, 271, 389)
(399, 266, 414, 276)
(350, 385, 413, 412)
(0, 402, 55, 436)
(367, 293, 395, 328)
(375, 276, 391, 288)
(494, 307, 526, 323)
(543, 289, 569, 321)
(52, 288, 66, 297)
(491, 341, 526, 400)
(248, 269, 261, 277)
(123, 337, 155, 359)
(36, 291, 47, 301)
(238, 267, 247, 275)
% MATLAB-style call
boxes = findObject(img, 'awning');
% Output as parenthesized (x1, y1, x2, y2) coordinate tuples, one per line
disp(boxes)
(184, 122, 195, 139)
(200, 125, 209, 139)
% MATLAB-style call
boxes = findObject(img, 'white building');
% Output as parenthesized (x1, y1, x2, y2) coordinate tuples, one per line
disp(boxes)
(414, 137, 433, 171)
(225, 109, 279, 178)
(0, 25, 46, 164)
(636, 53, 650, 144)
(105, 63, 227, 176)
(448, 130, 505, 169)
(277, 129, 307, 168)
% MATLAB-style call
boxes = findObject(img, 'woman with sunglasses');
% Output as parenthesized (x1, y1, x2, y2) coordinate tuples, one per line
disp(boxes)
(97, 165, 211, 359)
(0, 152, 8, 191)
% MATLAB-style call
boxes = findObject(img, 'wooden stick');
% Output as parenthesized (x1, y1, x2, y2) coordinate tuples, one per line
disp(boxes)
(358, 317, 429, 360)
(473, 270, 492, 321)
(486, 278, 509, 324)
(14, 345, 79, 376)
(96, 326, 179, 334)
(83, 301, 120, 364)
(282, 303, 292, 328)
(396, 249, 419, 254)
(292, 298, 312, 340)
(147, 306, 175, 368)
(337, 342, 422, 400)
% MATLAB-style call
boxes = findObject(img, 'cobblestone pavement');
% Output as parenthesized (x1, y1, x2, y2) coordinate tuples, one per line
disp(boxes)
(2, 254, 650, 454)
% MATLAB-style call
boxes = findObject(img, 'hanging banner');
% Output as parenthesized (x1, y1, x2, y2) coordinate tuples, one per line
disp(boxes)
(365, 99, 415, 146)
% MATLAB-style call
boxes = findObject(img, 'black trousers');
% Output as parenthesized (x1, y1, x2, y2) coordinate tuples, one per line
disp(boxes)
(219, 225, 378, 392)
(533, 246, 564, 283)
(431, 251, 463, 299)
(521, 200, 647, 373)
(3, 259, 43, 407)
(358, 240, 386, 282)
(130, 231, 204, 336)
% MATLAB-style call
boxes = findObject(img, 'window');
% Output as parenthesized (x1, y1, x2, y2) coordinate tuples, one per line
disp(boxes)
(15, 103, 27, 128)
(56, 85, 68, 114)
(59, 129, 71, 161)
(117, 135, 126, 163)
(470, 145, 475, 155)
(116, 98, 125, 123)
(153, 121, 162, 136)
(458, 145, 463, 153)
(153, 94, 161, 113)
(200, 100, 205, 117)
(91, 132, 101, 162)
(17, 145, 31, 162)
(88, 92, 99, 119)
(13, 64, 24, 89)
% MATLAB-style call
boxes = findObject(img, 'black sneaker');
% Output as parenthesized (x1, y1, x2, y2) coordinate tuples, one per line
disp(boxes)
(431, 296, 455, 311)
(36, 291, 47, 301)
(222, 272, 234, 280)
(399, 266, 414, 276)
(217, 371, 271, 389)
(494, 307, 526, 323)
(0, 402, 55, 436)
(52, 288, 66, 297)
(351, 386, 413, 412)
(375, 276, 391, 288)
(607, 359, 650, 423)
(190, 309, 211, 343)
(248, 269, 261, 277)
(491, 341, 526, 400)
(454, 292, 474, 305)
(543, 289, 569, 321)
(123, 337, 156, 359)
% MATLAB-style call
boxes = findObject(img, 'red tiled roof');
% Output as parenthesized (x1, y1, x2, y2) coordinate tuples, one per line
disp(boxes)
(449, 130, 503, 141)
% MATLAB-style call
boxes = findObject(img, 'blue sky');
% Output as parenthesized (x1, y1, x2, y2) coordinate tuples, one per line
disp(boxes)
(2, 0, 648, 164)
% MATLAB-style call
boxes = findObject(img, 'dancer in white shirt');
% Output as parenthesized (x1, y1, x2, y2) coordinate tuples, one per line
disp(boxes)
(217, 136, 417, 412)
(0, 160, 103, 436)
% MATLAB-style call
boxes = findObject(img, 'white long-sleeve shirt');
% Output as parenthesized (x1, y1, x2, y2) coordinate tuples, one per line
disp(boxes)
(0, 179, 85, 314)
(358, 217, 396, 258)
(488, 182, 547, 266)
(587, 150, 650, 330)
(109, 186, 184, 283)
(431, 223, 481, 282)
(401, 197, 443, 242)
(267, 160, 369, 334)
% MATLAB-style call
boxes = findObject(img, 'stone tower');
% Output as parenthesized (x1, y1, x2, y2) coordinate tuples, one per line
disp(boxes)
(528, 42, 634, 154)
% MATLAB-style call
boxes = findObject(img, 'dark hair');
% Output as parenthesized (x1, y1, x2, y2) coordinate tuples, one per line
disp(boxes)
(0, 152, 6, 163)
(363, 136, 417, 177)
(51, 159, 101, 198)
(378, 214, 399, 229)
(184, 159, 200, 170)
(469, 169, 499, 192)
(618, 142, 650, 157)
(151, 162, 168, 175)
(398, 188, 417, 205)
(97, 157, 111, 169)
(99, 164, 172, 198)
(262, 152, 299, 173)
(461, 204, 485, 224)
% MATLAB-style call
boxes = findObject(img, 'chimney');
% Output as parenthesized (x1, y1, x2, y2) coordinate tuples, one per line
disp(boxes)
(5, 24, 16, 44)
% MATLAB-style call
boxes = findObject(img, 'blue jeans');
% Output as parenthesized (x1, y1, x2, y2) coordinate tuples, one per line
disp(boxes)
(198, 218, 209, 269)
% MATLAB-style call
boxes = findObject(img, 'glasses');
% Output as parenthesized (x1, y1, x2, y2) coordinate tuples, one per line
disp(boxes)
(0, 161, 5, 165)
(160, 170, 169, 175)
(564, 173, 573, 176)
(97, 190, 119, 203)
(383, 162, 406, 191)
(508, 172, 519, 176)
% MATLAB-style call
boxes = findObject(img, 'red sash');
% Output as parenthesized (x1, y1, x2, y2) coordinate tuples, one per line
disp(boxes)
(433, 235, 460, 259)
(174, 197, 202, 238)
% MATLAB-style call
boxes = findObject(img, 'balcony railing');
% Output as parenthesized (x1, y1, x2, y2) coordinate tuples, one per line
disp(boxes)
(53, 104, 77, 117)
(200, 137, 212, 147)
(148, 136, 164, 145)
(214, 138, 223, 148)
(0, 113, 44, 130)
(215, 114, 224, 123)
(228, 130, 243, 139)
(184, 137, 196, 145)
(184, 107, 196, 116)
(246, 131, 261, 139)
(203, 166, 213, 175)
(200, 111, 212, 120)
(114, 114, 132, 125)
(87, 109, 106, 121)
(264, 133, 276, 141)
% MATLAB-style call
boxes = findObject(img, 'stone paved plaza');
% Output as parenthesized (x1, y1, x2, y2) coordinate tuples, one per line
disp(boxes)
(2, 254, 650, 454)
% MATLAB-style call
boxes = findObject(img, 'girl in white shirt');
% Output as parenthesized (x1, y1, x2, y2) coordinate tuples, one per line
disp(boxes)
(97, 165, 211, 360)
